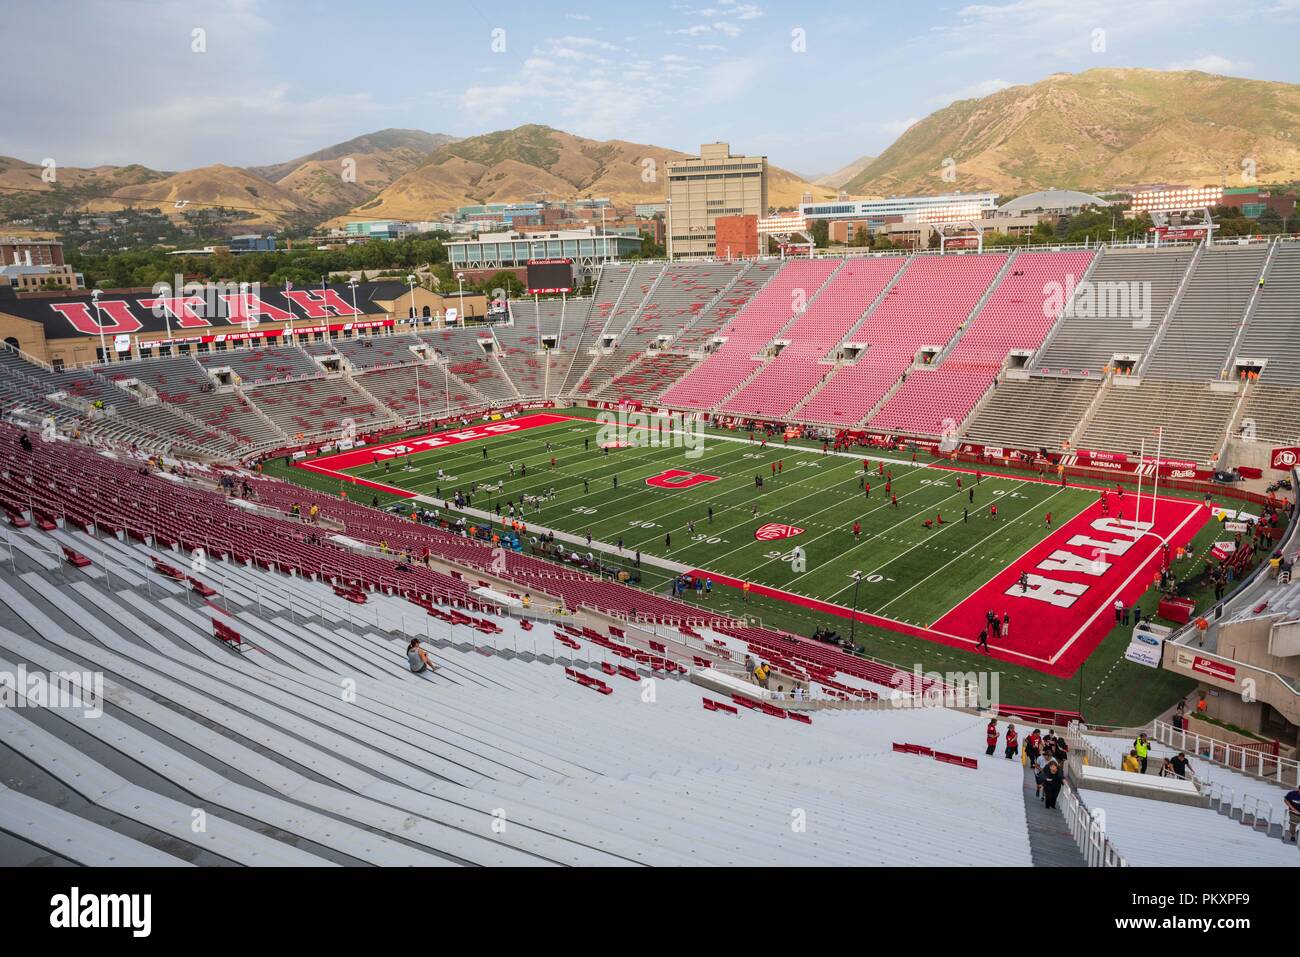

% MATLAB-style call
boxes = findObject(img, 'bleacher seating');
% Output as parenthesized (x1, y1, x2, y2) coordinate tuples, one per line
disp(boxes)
(1036, 246, 1194, 376)
(964, 377, 1101, 452)
(573, 262, 745, 398)
(671, 260, 785, 352)
(243, 377, 394, 438)
(198, 344, 320, 383)
(418, 326, 516, 402)
(1144, 245, 1268, 381)
(558, 268, 631, 394)
(721, 258, 907, 418)
(1234, 241, 1300, 385)
(798, 253, 1008, 427)
(353, 366, 477, 421)
(1077, 380, 1238, 462)
(98, 355, 285, 451)
(594, 353, 705, 404)
(1237, 384, 1300, 444)
(661, 259, 839, 410)
(869, 251, 1092, 435)
(327, 333, 425, 371)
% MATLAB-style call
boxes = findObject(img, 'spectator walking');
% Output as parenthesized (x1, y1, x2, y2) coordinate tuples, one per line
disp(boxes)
(1285, 788, 1300, 843)
(1042, 760, 1064, 809)
(985, 719, 998, 756)
(1004, 724, 1018, 760)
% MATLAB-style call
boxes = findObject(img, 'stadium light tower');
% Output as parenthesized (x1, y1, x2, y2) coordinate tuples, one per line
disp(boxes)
(456, 272, 466, 324)
(406, 274, 418, 325)
(849, 570, 863, 643)
(90, 289, 107, 364)
(346, 277, 360, 324)
(666, 198, 674, 261)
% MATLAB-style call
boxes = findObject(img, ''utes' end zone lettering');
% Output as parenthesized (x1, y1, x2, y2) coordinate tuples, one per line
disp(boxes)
(932, 498, 1208, 677)
(295, 412, 576, 497)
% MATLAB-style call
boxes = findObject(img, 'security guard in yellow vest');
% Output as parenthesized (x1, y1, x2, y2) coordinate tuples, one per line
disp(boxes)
(1133, 733, 1151, 774)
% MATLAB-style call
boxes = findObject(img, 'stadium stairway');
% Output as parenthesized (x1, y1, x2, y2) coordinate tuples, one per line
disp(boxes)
(1021, 765, 1086, 866)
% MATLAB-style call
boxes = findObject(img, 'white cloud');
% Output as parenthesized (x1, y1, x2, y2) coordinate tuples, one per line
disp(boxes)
(0, 0, 394, 168)
(1167, 53, 1253, 74)
(929, 78, 1013, 104)
(565, 12, 591, 20)
(880, 116, 921, 137)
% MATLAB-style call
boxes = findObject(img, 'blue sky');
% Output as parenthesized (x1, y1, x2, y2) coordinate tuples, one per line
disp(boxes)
(5, 0, 1300, 176)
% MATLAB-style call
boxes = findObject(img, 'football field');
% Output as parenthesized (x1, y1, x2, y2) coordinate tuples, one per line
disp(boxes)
(293, 409, 1211, 683)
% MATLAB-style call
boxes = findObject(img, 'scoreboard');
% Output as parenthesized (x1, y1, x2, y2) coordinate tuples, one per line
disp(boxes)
(526, 258, 574, 294)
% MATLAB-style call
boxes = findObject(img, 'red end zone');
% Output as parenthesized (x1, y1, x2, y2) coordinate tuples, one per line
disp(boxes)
(697, 495, 1209, 678)
(930, 496, 1209, 677)
(295, 412, 576, 497)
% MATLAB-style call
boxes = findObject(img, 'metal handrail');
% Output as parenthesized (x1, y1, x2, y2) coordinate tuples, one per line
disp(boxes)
(1152, 718, 1299, 787)
(1060, 781, 1129, 867)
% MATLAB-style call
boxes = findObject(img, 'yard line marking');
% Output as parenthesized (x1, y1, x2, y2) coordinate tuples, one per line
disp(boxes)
(871, 485, 1070, 614)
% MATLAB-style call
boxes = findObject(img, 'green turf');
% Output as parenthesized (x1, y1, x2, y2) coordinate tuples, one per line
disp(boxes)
(269, 408, 1267, 727)
(344, 416, 1098, 618)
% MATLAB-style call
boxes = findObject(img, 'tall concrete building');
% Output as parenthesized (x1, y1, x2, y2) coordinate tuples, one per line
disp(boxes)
(666, 143, 768, 260)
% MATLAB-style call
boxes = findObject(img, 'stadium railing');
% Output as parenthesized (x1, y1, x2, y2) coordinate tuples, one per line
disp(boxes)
(1060, 781, 1130, 867)
(1152, 718, 1300, 788)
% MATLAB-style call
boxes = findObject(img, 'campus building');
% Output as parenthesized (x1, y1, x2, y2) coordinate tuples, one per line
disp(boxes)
(444, 228, 642, 284)
(666, 143, 768, 260)
(800, 191, 1000, 228)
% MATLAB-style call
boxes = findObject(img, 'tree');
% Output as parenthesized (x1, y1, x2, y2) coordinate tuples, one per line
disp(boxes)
(1256, 207, 1284, 234)
(632, 229, 665, 259)
(483, 270, 525, 298)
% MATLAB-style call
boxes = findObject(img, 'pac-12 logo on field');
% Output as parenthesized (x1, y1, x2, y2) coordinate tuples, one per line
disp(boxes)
(645, 469, 720, 489)
(755, 523, 804, 541)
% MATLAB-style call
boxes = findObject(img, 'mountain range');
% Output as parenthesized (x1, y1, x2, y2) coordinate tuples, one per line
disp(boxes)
(844, 68, 1300, 197)
(3, 68, 1299, 238)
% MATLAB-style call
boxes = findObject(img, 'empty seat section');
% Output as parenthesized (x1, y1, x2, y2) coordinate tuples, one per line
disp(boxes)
(595, 354, 700, 404)
(661, 260, 838, 410)
(670, 261, 784, 352)
(1036, 246, 1194, 376)
(800, 253, 1007, 427)
(1077, 380, 1237, 462)
(243, 377, 392, 438)
(1145, 245, 1267, 381)
(1234, 242, 1300, 385)
(198, 344, 320, 383)
(419, 327, 515, 402)
(963, 377, 1101, 451)
(870, 250, 1092, 435)
(721, 258, 906, 418)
